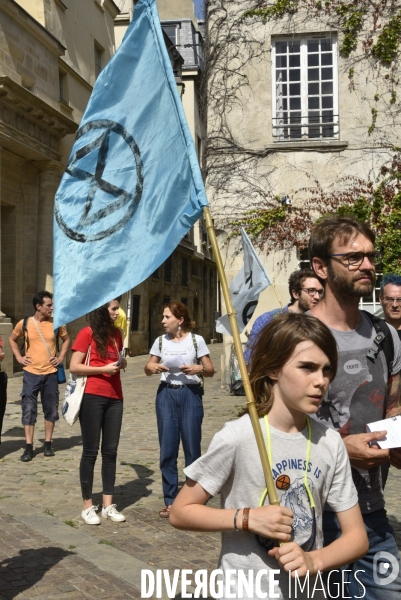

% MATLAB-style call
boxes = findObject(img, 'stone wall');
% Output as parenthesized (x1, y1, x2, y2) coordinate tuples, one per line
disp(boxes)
(208, 2, 400, 316)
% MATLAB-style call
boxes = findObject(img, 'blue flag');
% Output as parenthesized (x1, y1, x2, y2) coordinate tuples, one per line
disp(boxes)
(53, 0, 208, 328)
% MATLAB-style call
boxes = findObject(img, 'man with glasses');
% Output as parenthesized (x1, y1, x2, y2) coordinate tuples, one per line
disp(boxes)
(244, 268, 324, 363)
(380, 274, 401, 340)
(309, 215, 401, 599)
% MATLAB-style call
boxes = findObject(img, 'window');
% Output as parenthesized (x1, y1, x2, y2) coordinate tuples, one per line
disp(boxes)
(59, 72, 67, 102)
(162, 24, 179, 46)
(181, 297, 188, 306)
(272, 37, 338, 141)
(209, 268, 214, 303)
(182, 257, 188, 286)
(297, 248, 311, 269)
(163, 296, 170, 306)
(164, 255, 172, 283)
(193, 297, 199, 325)
(192, 260, 199, 278)
(94, 43, 103, 79)
(203, 266, 208, 322)
(131, 295, 140, 331)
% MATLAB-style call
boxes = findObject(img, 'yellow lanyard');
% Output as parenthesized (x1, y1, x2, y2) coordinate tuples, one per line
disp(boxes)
(258, 415, 315, 509)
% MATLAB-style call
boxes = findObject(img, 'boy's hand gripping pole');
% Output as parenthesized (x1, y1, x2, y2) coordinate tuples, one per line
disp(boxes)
(204, 207, 279, 507)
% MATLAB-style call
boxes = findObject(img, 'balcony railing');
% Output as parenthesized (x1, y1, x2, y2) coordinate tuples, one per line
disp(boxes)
(272, 113, 339, 141)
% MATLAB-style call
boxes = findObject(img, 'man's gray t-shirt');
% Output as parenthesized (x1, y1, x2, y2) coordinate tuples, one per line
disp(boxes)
(185, 415, 357, 600)
(311, 311, 401, 513)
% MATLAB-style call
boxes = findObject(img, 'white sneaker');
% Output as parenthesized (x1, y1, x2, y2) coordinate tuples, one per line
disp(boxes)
(101, 504, 126, 522)
(81, 505, 100, 525)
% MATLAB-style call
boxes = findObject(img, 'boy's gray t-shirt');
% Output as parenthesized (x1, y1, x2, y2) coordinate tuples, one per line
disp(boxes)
(311, 311, 401, 513)
(185, 415, 357, 600)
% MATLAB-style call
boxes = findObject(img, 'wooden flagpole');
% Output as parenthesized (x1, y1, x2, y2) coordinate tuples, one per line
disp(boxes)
(203, 206, 279, 506)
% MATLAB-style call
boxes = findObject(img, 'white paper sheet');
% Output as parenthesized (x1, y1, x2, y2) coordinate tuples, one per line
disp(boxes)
(366, 415, 401, 449)
(161, 355, 187, 373)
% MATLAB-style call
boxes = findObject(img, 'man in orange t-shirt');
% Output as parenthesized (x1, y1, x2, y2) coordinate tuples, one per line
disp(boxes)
(9, 291, 70, 462)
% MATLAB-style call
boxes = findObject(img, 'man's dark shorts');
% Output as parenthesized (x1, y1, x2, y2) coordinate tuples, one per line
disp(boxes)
(21, 371, 59, 425)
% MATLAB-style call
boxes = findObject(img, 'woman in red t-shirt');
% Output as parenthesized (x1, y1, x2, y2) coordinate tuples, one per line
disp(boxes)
(70, 299, 127, 526)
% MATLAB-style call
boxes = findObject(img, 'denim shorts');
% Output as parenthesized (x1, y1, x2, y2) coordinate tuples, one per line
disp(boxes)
(21, 371, 59, 425)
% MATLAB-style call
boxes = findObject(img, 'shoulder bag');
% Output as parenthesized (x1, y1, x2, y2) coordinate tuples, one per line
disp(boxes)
(62, 343, 91, 426)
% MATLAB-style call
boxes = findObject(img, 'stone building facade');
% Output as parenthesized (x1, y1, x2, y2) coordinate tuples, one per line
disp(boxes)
(0, 0, 119, 374)
(115, 0, 217, 356)
(203, 2, 401, 384)
(206, 2, 401, 357)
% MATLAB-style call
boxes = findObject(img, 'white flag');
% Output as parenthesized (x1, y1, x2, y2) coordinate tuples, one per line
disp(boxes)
(216, 228, 271, 336)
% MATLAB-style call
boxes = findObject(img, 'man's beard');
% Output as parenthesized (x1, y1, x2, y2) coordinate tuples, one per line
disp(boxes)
(298, 294, 312, 312)
(327, 262, 375, 298)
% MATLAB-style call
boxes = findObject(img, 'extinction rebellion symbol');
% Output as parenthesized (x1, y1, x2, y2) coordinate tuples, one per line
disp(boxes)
(54, 120, 144, 243)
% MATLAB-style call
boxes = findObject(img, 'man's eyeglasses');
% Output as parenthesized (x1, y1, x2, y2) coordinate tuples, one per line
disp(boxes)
(383, 297, 401, 305)
(301, 288, 324, 298)
(328, 251, 382, 268)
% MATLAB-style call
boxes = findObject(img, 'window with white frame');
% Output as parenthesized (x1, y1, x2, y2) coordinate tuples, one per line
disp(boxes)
(162, 23, 180, 46)
(272, 36, 338, 141)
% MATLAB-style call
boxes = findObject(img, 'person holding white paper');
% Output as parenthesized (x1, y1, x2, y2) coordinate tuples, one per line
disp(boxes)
(145, 301, 214, 518)
(70, 298, 127, 526)
(309, 215, 401, 599)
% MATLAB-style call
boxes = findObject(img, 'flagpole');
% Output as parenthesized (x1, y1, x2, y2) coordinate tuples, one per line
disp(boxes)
(270, 282, 283, 309)
(203, 206, 279, 506)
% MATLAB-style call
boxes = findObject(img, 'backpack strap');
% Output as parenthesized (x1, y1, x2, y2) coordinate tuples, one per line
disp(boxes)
(362, 310, 394, 381)
(158, 335, 163, 353)
(22, 317, 30, 352)
(191, 333, 198, 359)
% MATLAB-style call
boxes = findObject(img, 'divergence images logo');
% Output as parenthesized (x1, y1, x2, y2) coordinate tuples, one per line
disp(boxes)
(55, 120, 144, 243)
(373, 551, 400, 586)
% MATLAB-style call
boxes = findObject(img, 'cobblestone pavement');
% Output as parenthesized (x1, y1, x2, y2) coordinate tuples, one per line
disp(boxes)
(0, 343, 400, 598)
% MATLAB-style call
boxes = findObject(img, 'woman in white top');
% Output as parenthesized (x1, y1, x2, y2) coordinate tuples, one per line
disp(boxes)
(145, 301, 214, 518)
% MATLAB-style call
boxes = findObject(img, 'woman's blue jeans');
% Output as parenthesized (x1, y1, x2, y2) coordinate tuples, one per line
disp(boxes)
(156, 383, 203, 505)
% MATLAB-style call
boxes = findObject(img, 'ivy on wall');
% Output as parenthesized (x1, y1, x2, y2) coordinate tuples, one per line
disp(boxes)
(232, 154, 401, 274)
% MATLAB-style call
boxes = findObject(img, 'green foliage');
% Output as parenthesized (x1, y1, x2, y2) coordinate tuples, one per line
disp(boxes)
(368, 108, 378, 136)
(231, 204, 287, 239)
(99, 539, 116, 547)
(336, 192, 401, 274)
(372, 12, 401, 63)
(63, 519, 77, 528)
(348, 67, 354, 78)
(243, 0, 298, 22)
(336, 197, 372, 223)
(390, 91, 397, 104)
(335, 3, 366, 56)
